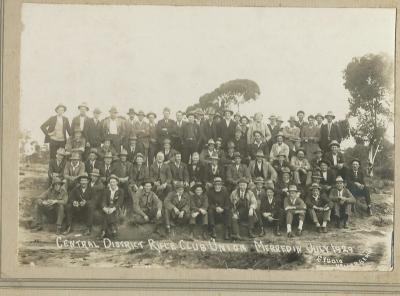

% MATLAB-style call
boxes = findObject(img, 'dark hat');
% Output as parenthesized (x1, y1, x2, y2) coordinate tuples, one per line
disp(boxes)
(55, 104, 67, 112)
(77, 172, 90, 183)
(103, 135, 112, 142)
(351, 158, 361, 165)
(315, 113, 324, 119)
(186, 112, 195, 117)
(191, 183, 205, 193)
(147, 112, 157, 118)
(265, 185, 275, 192)
(137, 110, 146, 116)
(240, 115, 249, 122)
(90, 168, 101, 177)
(281, 167, 291, 174)
(254, 177, 265, 184)
(109, 174, 119, 183)
(325, 111, 335, 119)
(278, 151, 287, 158)
(296, 147, 306, 154)
(223, 109, 234, 115)
(297, 110, 305, 115)
(174, 181, 184, 189)
(276, 116, 284, 122)
(70, 153, 81, 161)
(141, 179, 154, 187)
(119, 149, 128, 156)
(233, 151, 241, 159)
(127, 108, 136, 116)
(51, 177, 64, 186)
(269, 114, 277, 120)
(216, 137, 223, 143)
(56, 147, 66, 156)
(274, 131, 285, 139)
(213, 113, 222, 119)
(311, 171, 322, 179)
(255, 150, 265, 158)
(238, 177, 248, 184)
(288, 116, 297, 123)
(89, 148, 99, 157)
(319, 159, 331, 166)
(313, 148, 323, 154)
(213, 177, 223, 184)
(335, 176, 344, 183)
(78, 102, 89, 111)
(288, 184, 298, 192)
(129, 135, 138, 141)
(253, 130, 263, 137)
(329, 140, 340, 148)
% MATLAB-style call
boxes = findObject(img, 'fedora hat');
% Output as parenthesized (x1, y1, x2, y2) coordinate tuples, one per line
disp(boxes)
(51, 177, 64, 186)
(329, 140, 340, 148)
(103, 152, 113, 159)
(253, 130, 263, 137)
(238, 177, 248, 184)
(288, 116, 297, 123)
(319, 159, 331, 167)
(296, 147, 306, 154)
(213, 177, 223, 184)
(141, 179, 154, 187)
(315, 113, 324, 119)
(223, 109, 234, 115)
(351, 158, 361, 165)
(288, 184, 298, 192)
(240, 115, 249, 122)
(335, 176, 344, 183)
(278, 151, 287, 158)
(255, 150, 265, 158)
(307, 114, 315, 119)
(119, 149, 128, 156)
(134, 152, 145, 161)
(313, 148, 323, 154)
(174, 181, 184, 189)
(70, 153, 81, 161)
(269, 114, 277, 120)
(147, 112, 157, 118)
(207, 138, 215, 146)
(78, 102, 89, 111)
(93, 108, 102, 114)
(311, 171, 322, 179)
(276, 116, 284, 122)
(137, 110, 146, 117)
(77, 172, 90, 183)
(325, 111, 335, 119)
(127, 108, 136, 116)
(311, 183, 321, 190)
(281, 167, 291, 174)
(56, 147, 66, 156)
(297, 110, 305, 115)
(109, 174, 119, 183)
(274, 131, 285, 139)
(109, 106, 118, 113)
(163, 107, 171, 113)
(233, 151, 241, 159)
(90, 168, 101, 177)
(254, 177, 265, 184)
(89, 148, 99, 157)
(55, 104, 67, 112)
(213, 113, 222, 119)
(215, 137, 223, 143)
(190, 183, 205, 193)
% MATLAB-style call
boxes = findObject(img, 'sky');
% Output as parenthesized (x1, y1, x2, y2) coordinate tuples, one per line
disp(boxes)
(20, 5, 395, 143)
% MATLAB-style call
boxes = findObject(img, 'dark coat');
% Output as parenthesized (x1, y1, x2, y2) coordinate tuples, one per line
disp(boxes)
(248, 142, 270, 160)
(156, 119, 177, 145)
(207, 188, 230, 211)
(187, 162, 205, 184)
(86, 118, 104, 147)
(232, 137, 249, 160)
(305, 192, 332, 209)
(164, 191, 191, 213)
(260, 194, 282, 216)
(169, 162, 189, 183)
(69, 186, 95, 203)
(71, 115, 91, 138)
(217, 119, 237, 146)
(190, 193, 209, 212)
(85, 159, 103, 175)
(124, 143, 146, 163)
(149, 162, 172, 184)
(129, 164, 149, 187)
(40, 115, 71, 143)
(346, 169, 367, 192)
(319, 123, 342, 151)
(101, 188, 125, 208)
(204, 163, 225, 183)
(199, 120, 217, 147)
(48, 159, 66, 179)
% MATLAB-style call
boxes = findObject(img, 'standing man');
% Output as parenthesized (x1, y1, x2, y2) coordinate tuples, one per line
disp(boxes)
(173, 110, 185, 153)
(217, 109, 237, 148)
(199, 112, 217, 149)
(40, 104, 71, 159)
(248, 130, 269, 161)
(247, 112, 271, 145)
(269, 132, 290, 161)
(283, 116, 301, 150)
(181, 112, 200, 164)
(125, 108, 137, 143)
(71, 102, 91, 141)
(133, 110, 150, 159)
(147, 112, 158, 165)
(101, 106, 126, 153)
(284, 184, 307, 237)
(319, 111, 342, 152)
(226, 152, 251, 192)
(329, 176, 356, 229)
(295, 110, 308, 132)
(156, 107, 177, 150)
(87, 108, 103, 150)
(248, 151, 278, 184)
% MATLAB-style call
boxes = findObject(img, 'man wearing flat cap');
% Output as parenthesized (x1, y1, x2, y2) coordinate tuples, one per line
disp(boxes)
(226, 152, 251, 192)
(131, 179, 163, 234)
(329, 176, 356, 229)
(40, 103, 71, 159)
(31, 177, 68, 234)
(101, 106, 126, 153)
(319, 111, 342, 153)
(64, 173, 96, 235)
(164, 181, 191, 235)
(284, 184, 307, 237)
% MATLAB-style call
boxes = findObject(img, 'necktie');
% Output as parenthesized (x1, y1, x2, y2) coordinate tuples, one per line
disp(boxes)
(158, 165, 161, 179)
(328, 124, 331, 136)
(355, 171, 358, 178)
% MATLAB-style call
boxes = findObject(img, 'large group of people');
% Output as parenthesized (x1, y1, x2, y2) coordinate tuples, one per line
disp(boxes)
(32, 102, 372, 240)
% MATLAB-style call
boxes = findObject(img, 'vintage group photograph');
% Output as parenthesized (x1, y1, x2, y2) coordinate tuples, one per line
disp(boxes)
(17, 4, 395, 270)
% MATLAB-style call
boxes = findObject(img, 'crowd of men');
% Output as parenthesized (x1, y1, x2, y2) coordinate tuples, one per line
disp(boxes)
(32, 102, 373, 240)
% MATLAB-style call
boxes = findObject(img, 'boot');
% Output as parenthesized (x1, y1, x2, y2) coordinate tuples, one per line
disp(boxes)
(210, 226, 217, 239)
(56, 226, 62, 235)
(275, 225, 281, 236)
(343, 215, 349, 229)
(259, 226, 265, 237)
(322, 226, 327, 233)
(153, 224, 162, 236)
(224, 228, 230, 240)
(62, 225, 72, 235)
(296, 229, 302, 236)
(367, 205, 373, 216)
(248, 228, 256, 239)
(287, 232, 294, 238)
(317, 226, 322, 233)
(202, 225, 209, 240)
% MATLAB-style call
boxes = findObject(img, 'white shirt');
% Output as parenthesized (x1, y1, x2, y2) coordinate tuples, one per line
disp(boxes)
(109, 119, 118, 134)
(177, 194, 182, 202)
(322, 171, 327, 180)
(79, 116, 85, 131)
(332, 154, 338, 166)
(110, 187, 118, 200)
(256, 161, 263, 171)
(225, 119, 231, 126)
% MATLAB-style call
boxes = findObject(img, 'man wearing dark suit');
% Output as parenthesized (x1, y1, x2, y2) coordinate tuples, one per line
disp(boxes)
(71, 102, 91, 140)
(86, 108, 103, 149)
(147, 112, 158, 166)
(99, 152, 115, 185)
(346, 158, 372, 215)
(40, 104, 71, 159)
(187, 152, 205, 187)
(48, 148, 67, 185)
(319, 111, 342, 152)
(323, 140, 347, 179)
(319, 159, 336, 194)
(259, 185, 283, 236)
(172, 111, 185, 154)
(112, 150, 134, 212)
(225, 152, 251, 192)
(181, 113, 200, 164)
(272, 152, 290, 179)
(85, 148, 103, 175)
(149, 152, 173, 200)
(129, 153, 149, 192)
(248, 131, 270, 161)
(169, 152, 190, 188)
(124, 135, 146, 163)
(204, 154, 225, 190)
(199, 113, 217, 149)
(164, 182, 191, 234)
(329, 176, 356, 228)
(156, 107, 177, 149)
(232, 129, 249, 164)
(217, 109, 237, 147)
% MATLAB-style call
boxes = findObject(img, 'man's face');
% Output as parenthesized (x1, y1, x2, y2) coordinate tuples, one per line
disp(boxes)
(327, 116, 333, 123)
(188, 115, 195, 123)
(163, 110, 170, 119)
(266, 189, 274, 199)
(157, 153, 164, 163)
(277, 136, 283, 143)
(297, 151, 305, 160)
(176, 112, 183, 122)
(91, 175, 98, 183)
(148, 115, 155, 123)
(104, 158, 112, 165)
(312, 188, 319, 196)
(56, 153, 64, 161)
(336, 181, 344, 190)
(308, 117, 315, 125)
(235, 131, 241, 139)
(80, 178, 89, 188)
(164, 143, 171, 150)
(110, 112, 117, 119)
(352, 162, 360, 171)
(224, 112, 231, 120)
(208, 144, 214, 150)
(136, 156, 144, 165)
(130, 140, 136, 146)
(72, 160, 79, 166)
(104, 140, 111, 148)
(109, 179, 118, 188)
(298, 113, 304, 121)
(74, 132, 82, 139)
(320, 163, 328, 172)
(129, 114, 135, 120)
(238, 183, 247, 191)
(294, 141, 301, 149)
(89, 153, 96, 161)
(256, 156, 263, 162)
(255, 113, 262, 122)
(194, 187, 203, 196)
(241, 118, 248, 125)
(316, 117, 323, 124)
(56, 108, 65, 116)
(282, 173, 290, 182)
(234, 157, 241, 165)
(94, 112, 100, 119)
(144, 183, 152, 192)
(278, 155, 285, 162)
(138, 114, 145, 121)
(331, 145, 338, 153)
(255, 133, 262, 142)
(176, 188, 184, 195)
(120, 155, 127, 162)
(289, 190, 297, 198)
(216, 141, 222, 148)
(192, 153, 199, 162)
(315, 152, 322, 159)
(289, 120, 295, 127)
(214, 183, 222, 191)
(79, 108, 86, 116)
(175, 154, 181, 162)
(54, 184, 62, 191)
(312, 177, 320, 184)
(256, 182, 263, 190)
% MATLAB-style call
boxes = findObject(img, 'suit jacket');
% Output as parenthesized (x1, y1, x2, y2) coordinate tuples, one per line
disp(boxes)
(272, 159, 290, 176)
(164, 191, 191, 212)
(217, 119, 237, 145)
(133, 190, 162, 215)
(112, 160, 133, 179)
(319, 123, 342, 151)
(124, 143, 146, 163)
(187, 162, 205, 184)
(329, 188, 356, 204)
(269, 143, 290, 161)
(248, 160, 278, 182)
(190, 193, 209, 213)
(226, 164, 251, 184)
(63, 161, 86, 179)
(283, 196, 306, 211)
(260, 194, 282, 216)
(248, 141, 270, 160)
(71, 115, 91, 138)
(129, 164, 149, 186)
(85, 159, 103, 175)
(68, 186, 95, 203)
(156, 119, 177, 144)
(204, 164, 225, 183)
(320, 169, 336, 187)
(149, 162, 172, 184)
(181, 122, 199, 142)
(133, 120, 150, 147)
(346, 169, 367, 192)
(232, 137, 249, 160)
(247, 122, 271, 144)
(99, 163, 115, 182)
(38, 187, 68, 205)
(101, 188, 125, 208)
(305, 192, 332, 209)
(101, 117, 126, 138)
(229, 189, 258, 211)
(199, 148, 217, 165)
(40, 115, 71, 143)
(169, 162, 189, 183)
(87, 118, 103, 147)
(48, 159, 66, 179)
(199, 120, 217, 147)
(323, 151, 345, 167)
(207, 188, 230, 210)
(65, 136, 86, 154)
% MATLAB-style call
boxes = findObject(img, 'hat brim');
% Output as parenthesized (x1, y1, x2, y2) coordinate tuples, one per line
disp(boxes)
(55, 105, 67, 112)
(78, 105, 89, 111)
(325, 114, 335, 119)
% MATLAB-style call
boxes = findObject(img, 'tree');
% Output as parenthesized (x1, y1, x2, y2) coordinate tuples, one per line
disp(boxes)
(343, 53, 394, 176)
(186, 79, 260, 114)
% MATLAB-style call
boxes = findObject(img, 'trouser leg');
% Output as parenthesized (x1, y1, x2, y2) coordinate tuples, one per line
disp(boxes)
(55, 204, 65, 227)
(66, 204, 73, 226)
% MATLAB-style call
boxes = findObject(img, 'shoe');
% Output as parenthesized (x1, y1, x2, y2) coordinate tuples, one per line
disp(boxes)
(317, 227, 322, 233)
(322, 227, 327, 233)
(83, 228, 91, 236)
(259, 227, 265, 237)
(210, 227, 217, 239)
(296, 229, 302, 236)
(248, 229, 256, 239)
(202, 231, 208, 240)
(343, 222, 348, 229)
(56, 227, 62, 235)
(224, 229, 230, 240)
(367, 206, 373, 216)
(275, 226, 281, 236)
(62, 225, 72, 235)
(153, 225, 162, 236)
(287, 232, 294, 238)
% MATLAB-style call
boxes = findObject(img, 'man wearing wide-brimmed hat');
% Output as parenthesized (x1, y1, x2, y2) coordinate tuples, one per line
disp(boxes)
(112, 149, 134, 212)
(305, 183, 332, 233)
(65, 127, 87, 156)
(187, 152, 205, 187)
(247, 112, 271, 145)
(124, 135, 146, 163)
(32, 177, 68, 234)
(259, 183, 283, 236)
(48, 147, 67, 186)
(64, 173, 95, 235)
(125, 108, 137, 138)
(199, 112, 218, 150)
(226, 152, 251, 192)
(284, 184, 307, 237)
(189, 183, 209, 239)
(267, 114, 278, 136)
(290, 147, 311, 186)
(310, 147, 324, 170)
(85, 148, 101, 175)
(97, 135, 117, 161)
(199, 138, 216, 165)
(40, 103, 71, 159)
(71, 102, 91, 140)
(318, 159, 335, 193)
(129, 152, 150, 192)
(216, 108, 237, 147)
(99, 151, 115, 185)
(248, 150, 278, 184)
(182, 112, 200, 164)
(131, 179, 163, 234)
(207, 177, 230, 239)
(295, 110, 308, 131)
(232, 127, 249, 164)
(164, 181, 191, 235)
(133, 110, 150, 156)
(272, 151, 290, 179)
(229, 177, 258, 239)
(204, 153, 224, 189)
(248, 130, 270, 161)
(319, 111, 342, 152)
(101, 106, 126, 153)
(63, 152, 85, 191)
(283, 116, 300, 151)
(88, 168, 105, 208)
(329, 176, 356, 229)
(346, 158, 372, 216)
(160, 138, 178, 164)
(269, 131, 290, 161)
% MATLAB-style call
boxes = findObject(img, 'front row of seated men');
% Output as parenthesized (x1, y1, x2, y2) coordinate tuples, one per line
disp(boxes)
(32, 166, 357, 239)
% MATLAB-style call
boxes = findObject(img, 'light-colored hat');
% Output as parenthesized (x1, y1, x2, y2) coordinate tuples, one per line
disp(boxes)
(147, 112, 157, 118)
(315, 113, 324, 119)
(109, 174, 119, 183)
(238, 177, 248, 184)
(276, 116, 284, 122)
(56, 147, 66, 156)
(325, 111, 335, 119)
(336, 176, 344, 183)
(207, 138, 215, 145)
(254, 177, 264, 184)
(255, 150, 265, 158)
(281, 167, 291, 174)
(311, 183, 321, 190)
(78, 102, 89, 111)
(103, 152, 113, 159)
(269, 114, 277, 120)
(70, 153, 81, 161)
(77, 172, 90, 182)
(213, 177, 223, 184)
(288, 184, 298, 192)
(93, 108, 101, 114)
(90, 168, 101, 177)
(109, 106, 118, 113)
(288, 116, 297, 123)
(223, 109, 234, 115)
(329, 140, 340, 148)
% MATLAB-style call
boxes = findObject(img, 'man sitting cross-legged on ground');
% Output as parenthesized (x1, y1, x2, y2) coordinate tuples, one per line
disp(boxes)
(284, 184, 307, 238)
(64, 173, 96, 235)
(98, 175, 125, 239)
(259, 185, 283, 236)
(131, 179, 163, 235)
(329, 176, 356, 229)
(305, 183, 332, 233)
(32, 177, 68, 234)
(189, 183, 209, 240)
(164, 182, 191, 235)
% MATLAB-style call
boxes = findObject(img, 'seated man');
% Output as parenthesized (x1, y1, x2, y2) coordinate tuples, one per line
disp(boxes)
(64, 173, 95, 235)
(226, 152, 251, 192)
(199, 138, 216, 166)
(149, 152, 172, 201)
(88, 168, 105, 208)
(259, 185, 283, 236)
(319, 159, 336, 194)
(189, 183, 209, 239)
(221, 141, 236, 169)
(85, 148, 102, 175)
(65, 127, 86, 155)
(125, 135, 146, 164)
(207, 177, 230, 240)
(269, 132, 290, 161)
(160, 138, 178, 164)
(169, 151, 190, 189)
(346, 158, 372, 216)
(229, 178, 258, 239)
(48, 147, 67, 186)
(129, 152, 149, 193)
(100, 151, 115, 185)
(112, 149, 133, 214)
(99, 175, 125, 239)
(232, 128, 249, 165)
(164, 182, 191, 235)
(204, 154, 225, 190)
(188, 152, 205, 187)
(248, 150, 277, 186)
(324, 140, 347, 179)
(272, 151, 290, 180)
(32, 177, 68, 234)
(329, 176, 356, 229)
(131, 179, 163, 234)
(290, 148, 311, 187)
(97, 136, 117, 161)
(305, 183, 332, 233)
(63, 152, 86, 192)
(284, 184, 306, 237)
(310, 147, 324, 171)
(276, 167, 292, 201)
(248, 130, 269, 161)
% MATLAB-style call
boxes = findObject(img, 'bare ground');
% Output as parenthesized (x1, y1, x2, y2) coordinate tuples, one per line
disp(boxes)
(18, 163, 394, 270)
